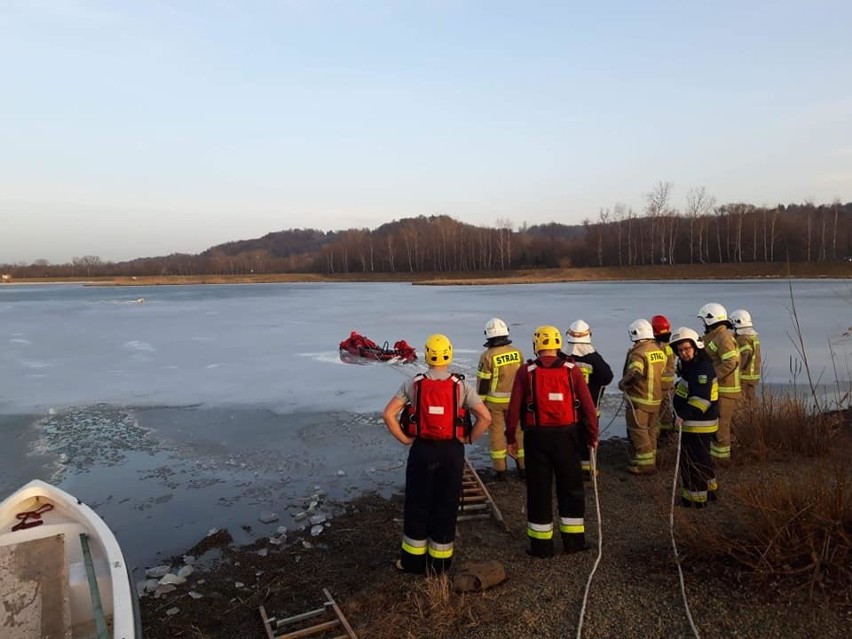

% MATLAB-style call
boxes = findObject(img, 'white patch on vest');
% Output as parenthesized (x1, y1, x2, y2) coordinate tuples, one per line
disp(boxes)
(428, 406, 445, 415)
(547, 393, 564, 401)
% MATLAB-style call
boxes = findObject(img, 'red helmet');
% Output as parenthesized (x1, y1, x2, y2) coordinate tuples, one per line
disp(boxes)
(651, 315, 671, 337)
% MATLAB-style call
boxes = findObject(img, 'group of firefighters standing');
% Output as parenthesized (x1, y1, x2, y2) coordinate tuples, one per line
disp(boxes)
(382, 303, 761, 573)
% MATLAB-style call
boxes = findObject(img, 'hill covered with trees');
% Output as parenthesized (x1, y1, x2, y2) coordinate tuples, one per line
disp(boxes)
(3, 186, 851, 279)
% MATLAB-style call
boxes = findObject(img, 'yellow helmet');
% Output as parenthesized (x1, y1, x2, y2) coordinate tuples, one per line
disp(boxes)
(424, 334, 453, 366)
(533, 325, 562, 353)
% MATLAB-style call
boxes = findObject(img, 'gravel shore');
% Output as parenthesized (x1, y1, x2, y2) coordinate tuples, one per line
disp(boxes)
(140, 434, 851, 638)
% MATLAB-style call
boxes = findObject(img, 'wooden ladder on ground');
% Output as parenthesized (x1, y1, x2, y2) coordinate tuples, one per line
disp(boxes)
(458, 458, 508, 530)
(259, 588, 358, 639)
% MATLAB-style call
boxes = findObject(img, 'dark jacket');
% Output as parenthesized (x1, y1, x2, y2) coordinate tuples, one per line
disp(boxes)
(673, 350, 719, 433)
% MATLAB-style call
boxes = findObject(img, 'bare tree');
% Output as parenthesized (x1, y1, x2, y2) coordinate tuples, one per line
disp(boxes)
(684, 187, 715, 264)
(645, 181, 672, 263)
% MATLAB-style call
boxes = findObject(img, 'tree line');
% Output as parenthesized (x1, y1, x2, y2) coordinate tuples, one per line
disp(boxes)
(2, 188, 850, 278)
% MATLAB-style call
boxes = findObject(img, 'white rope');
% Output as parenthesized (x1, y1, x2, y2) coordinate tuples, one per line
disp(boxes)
(597, 395, 625, 438)
(669, 425, 701, 639)
(576, 447, 603, 639)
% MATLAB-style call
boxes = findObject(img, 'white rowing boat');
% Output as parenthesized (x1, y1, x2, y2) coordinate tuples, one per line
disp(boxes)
(0, 479, 141, 638)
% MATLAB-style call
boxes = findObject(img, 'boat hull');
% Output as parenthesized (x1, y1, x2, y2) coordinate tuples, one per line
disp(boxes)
(0, 479, 141, 638)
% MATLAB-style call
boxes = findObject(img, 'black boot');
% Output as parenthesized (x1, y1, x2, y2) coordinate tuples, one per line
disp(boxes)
(516, 467, 526, 481)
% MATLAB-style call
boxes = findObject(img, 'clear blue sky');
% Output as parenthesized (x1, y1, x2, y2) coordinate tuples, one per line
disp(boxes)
(1, 1, 850, 264)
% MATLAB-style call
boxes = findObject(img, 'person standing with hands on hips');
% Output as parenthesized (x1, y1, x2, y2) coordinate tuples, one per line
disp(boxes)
(506, 325, 599, 558)
(383, 334, 491, 575)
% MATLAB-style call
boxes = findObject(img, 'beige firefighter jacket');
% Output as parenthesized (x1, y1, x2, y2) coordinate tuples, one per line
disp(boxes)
(660, 342, 675, 390)
(476, 343, 523, 406)
(736, 332, 761, 383)
(704, 324, 741, 396)
(618, 339, 666, 410)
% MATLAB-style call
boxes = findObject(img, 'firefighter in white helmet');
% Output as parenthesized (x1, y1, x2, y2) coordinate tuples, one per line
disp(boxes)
(477, 317, 525, 481)
(670, 327, 719, 507)
(730, 309, 761, 404)
(618, 319, 667, 475)
(564, 319, 613, 481)
(697, 302, 741, 466)
(383, 334, 491, 574)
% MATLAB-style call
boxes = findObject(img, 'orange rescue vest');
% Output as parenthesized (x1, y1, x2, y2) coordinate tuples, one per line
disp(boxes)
(401, 373, 471, 440)
(523, 359, 579, 427)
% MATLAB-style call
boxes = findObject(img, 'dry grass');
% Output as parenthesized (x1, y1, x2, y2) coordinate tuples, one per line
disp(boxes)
(735, 392, 841, 461)
(677, 392, 852, 599)
(350, 571, 502, 639)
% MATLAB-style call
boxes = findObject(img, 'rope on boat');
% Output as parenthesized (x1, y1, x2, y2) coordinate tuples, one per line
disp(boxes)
(576, 446, 603, 638)
(669, 425, 701, 638)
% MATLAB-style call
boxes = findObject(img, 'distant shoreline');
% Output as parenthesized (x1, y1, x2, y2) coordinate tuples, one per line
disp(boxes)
(3, 262, 850, 287)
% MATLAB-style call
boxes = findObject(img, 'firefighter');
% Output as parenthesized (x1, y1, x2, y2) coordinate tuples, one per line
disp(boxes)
(651, 315, 676, 445)
(730, 309, 761, 404)
(383, 334, 491, 574)
(506, 325, 599, 557)
(476, 317, 525, 481)
(697, 303, 741, 466)
(564, 319, 613, 481)
(618, 319, 666, 475)
(670, 327, 719, 507)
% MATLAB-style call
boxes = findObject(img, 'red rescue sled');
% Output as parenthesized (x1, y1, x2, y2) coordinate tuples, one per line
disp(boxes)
(339, 331, 418, 364)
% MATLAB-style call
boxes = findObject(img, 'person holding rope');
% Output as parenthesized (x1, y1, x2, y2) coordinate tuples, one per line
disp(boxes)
(618, 319, 667, 475)
(476, 317, 525, 482)
(383, 333, 492, 574)
(506, 325, 599, 557)
(564, 319, 613, 481)
(670, 327, 719, 507)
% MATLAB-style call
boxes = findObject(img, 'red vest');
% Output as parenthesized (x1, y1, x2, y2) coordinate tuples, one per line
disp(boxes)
(401, 373, 471, 440)
(523, 359, 578, 427)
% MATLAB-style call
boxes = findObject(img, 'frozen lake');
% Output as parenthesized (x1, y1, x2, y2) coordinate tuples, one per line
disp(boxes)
(1, 279, 850, 572)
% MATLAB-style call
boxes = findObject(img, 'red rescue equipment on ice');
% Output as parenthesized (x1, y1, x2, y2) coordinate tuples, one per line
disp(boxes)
(339, 331, 418, 364)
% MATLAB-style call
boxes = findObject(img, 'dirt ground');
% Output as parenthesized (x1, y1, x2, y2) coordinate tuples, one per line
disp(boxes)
(139, 429, 851, 639)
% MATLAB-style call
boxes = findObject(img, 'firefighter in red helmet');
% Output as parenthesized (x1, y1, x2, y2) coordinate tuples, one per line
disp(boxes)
(651, 315, 676, 446)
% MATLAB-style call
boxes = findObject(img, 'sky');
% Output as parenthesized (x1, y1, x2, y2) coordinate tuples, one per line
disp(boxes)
(1, 1, 850, 265)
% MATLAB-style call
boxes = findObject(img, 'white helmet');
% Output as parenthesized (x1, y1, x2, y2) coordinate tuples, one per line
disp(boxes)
(697, 302, 728, 327)
(566, 319, 592, 344)
(484, 317, 509, 339)
(670, 326, 704, 350)
(730, 309, 753, 329)
(628, 319, 654, 342)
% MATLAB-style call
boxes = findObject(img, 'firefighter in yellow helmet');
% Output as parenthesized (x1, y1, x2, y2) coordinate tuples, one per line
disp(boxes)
(697, 303, 741, 465)
(506, 326, 599, 557)
(477, 317, 525, 482)
(730, 309, 761, 404)
(618, 319, 666, 475)
(383, 334, 491, 575)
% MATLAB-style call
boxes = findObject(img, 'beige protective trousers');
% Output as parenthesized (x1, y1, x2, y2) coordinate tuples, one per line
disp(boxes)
(712, 394, 741, 461)
(488, 405, 524, 472)
(626, 404, 659, 468)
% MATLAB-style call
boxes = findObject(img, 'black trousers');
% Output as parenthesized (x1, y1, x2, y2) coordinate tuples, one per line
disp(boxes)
(524, 427, 585, 555)
(401, 438, 464, 573)
(680, 432, 715, 498)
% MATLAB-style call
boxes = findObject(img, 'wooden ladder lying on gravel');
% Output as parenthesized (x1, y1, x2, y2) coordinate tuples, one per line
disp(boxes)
(458, 458, 508, 531)
(259, 588, 359, 639)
